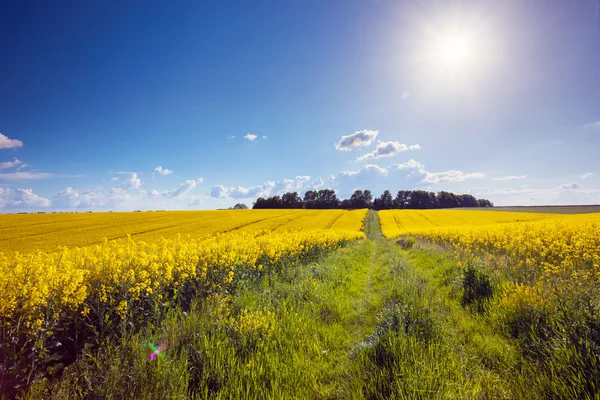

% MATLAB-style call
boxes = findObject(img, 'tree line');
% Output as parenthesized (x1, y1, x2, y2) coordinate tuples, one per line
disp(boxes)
(252, 189, 493, 210)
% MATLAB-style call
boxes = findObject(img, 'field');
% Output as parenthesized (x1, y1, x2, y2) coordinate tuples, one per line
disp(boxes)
(474, 205, 600, 214)
(0, 209, 366, 254)
(3, 208, 600, 399)
(378, 209, 559, 238)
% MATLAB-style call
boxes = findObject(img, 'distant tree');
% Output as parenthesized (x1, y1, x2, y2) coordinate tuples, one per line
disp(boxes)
(315, 189, 340, 209)
(394, 190, 412, 209)
(253, 197, 267, 209)
(436, 191, 461, 208)
(374, 190, 393, 210)
(281, 192, 303, 209)
(254, 189, 492, 210)
(477, 198, 493, 207)
(233, 203, 248, 210)
(339, 199, 352, 209)
(303, 190, 318, 209)
(349, 190, 373, 209)
(458, 194, 478, 208)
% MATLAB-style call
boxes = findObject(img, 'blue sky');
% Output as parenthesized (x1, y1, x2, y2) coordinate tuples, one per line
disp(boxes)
(1, 0, 600, 211)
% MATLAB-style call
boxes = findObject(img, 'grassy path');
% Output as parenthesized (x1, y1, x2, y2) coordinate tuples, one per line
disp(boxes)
(32, 211, 530, 399)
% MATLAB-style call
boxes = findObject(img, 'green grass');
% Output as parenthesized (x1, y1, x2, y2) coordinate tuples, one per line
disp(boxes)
(23, 211, 600, 399)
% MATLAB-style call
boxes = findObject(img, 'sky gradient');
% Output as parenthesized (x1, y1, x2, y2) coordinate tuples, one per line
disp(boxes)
(1, 0, 600, 211)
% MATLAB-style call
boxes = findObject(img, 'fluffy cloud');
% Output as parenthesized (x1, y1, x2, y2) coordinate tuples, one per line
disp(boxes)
(209, 176, 320, 199)
(311, 177, 325, 189)
(421, 170, 484, 184)
(356, 141, 420, 161)
(335, 130, 378, 151)
(388, 159, 483, 185)
(53, 176, 207, 210)
(244, 133, 258, 141)
(262, 136, 268, 140)
(0, 187, 50, 209)
(0, 158, 23, 170)
(197, 177, 204, 183)
(329, 164, 389, 196)
(170, 180, 197, 197)
(493, 175, 527, 181)
(390, 159, 425, 171)
(0, 133, 23, 149)
(210, 182, 274, 199)
(581, 172, 594, 179)
(118, 173, 142, 189)
(154, 166, 173, 176)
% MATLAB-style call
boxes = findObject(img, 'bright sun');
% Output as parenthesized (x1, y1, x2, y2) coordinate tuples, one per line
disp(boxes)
(436, 34, 472, 67)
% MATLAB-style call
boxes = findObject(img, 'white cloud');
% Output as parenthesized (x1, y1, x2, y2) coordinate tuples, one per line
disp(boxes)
(154, 166, 173, 176)
(197, 177, 204, 183)
(209, 176, 319, 199)
(493, 175, 527, 181)
(421, 170, 484, 184)
(357, 141, 420, 161)
(0, 172, 57, 180)
(390, 159, 425, 171)
(311, 177, 325, 189)
(262, 136, 268, 140)
(0, 158, 23, 170)
(329, 164, 389, 196)
(335, 130, 379, 151)
(389, 159, 483, 185)
(54, 186, 132, 209)
(244, 133, 258, 141)
(0, 133, 23, 149)
(169, 180, 197, 197)
(581, 172, 594, 179)
(0, 187, 50, 209)
(53, 175, 208, 211)
(401, 91, 410, 100)
(118, 172, 142, 189)
(227, 135, 235, 139)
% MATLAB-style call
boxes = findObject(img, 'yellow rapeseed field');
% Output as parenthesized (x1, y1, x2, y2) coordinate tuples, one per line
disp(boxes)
(0, 209, 367, 254)
(381, 209, 600, 353)
(380, 209, 600, 283)
(0, 209, 367, 394)
(378, 209, 558, 238)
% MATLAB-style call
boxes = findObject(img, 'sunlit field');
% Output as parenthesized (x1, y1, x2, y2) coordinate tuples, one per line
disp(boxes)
(381, 209, 600, 398)
(378, 209, 558, 238)
(0, 209, 367, 254)
(3, 208, 600, 398)
(0, 209, 367, 397)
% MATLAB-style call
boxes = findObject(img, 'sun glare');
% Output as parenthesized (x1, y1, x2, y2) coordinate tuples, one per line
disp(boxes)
(436, 33, 472, 67)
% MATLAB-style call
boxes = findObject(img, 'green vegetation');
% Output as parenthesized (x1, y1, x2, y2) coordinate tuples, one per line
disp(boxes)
(21, 210, 599, 398)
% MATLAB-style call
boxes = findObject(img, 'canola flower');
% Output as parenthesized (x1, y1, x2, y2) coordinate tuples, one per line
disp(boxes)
(381, 210, 600, 339)
(380, 210, 600, 283)
(0, 229, 363, 336)
(0, 209, 367, 254)
(406, 216, 600, 285)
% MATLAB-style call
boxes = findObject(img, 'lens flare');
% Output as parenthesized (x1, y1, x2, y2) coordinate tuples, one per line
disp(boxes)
(147, 341, 167, 361)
